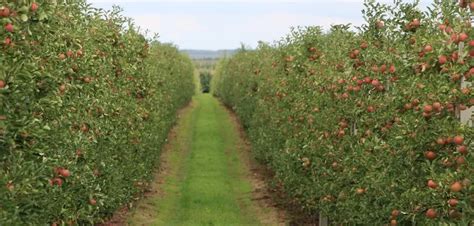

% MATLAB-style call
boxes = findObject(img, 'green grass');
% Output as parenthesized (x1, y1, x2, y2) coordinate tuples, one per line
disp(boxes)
(128, 94, 261, 226)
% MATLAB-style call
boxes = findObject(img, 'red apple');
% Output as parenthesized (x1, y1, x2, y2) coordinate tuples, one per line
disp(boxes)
(438, 55, 447, 64)
(4, 23, 13, 32)
(31, 2, 39, 12)
(450, 181, 463, 192)
(0, 7, 10, 17)
(425, 151, 437, 160)
(453, 136, 464, 145)
(457, 145, 468, 155)
(448, 199, 459, 207)
(424, 45, 433, 52)
(59, 169, 71, 177)
(459, 32, 468, 42)
(426, 209, 437, 219)
(423, 105, 433, 113)
(428, 179, 438, 189)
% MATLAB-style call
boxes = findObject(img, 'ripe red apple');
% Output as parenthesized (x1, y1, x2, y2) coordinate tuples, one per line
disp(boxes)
(380, 64, 387, 73)
(391, 209, 400, 217)
(448, 198, 459, 207)
(425, 151, 437, 160)
(31, 2, 39, 12)
(389, 65, 396, 73)
(426, 209, 437, 219)
(453, 136, 464, 145)
(470, 2, 474, 10)
(66, 50, 73, 58)
(423, 105, 433, 113)
(371, 79, 381, 86)
(450, 181, 463, 192)
(0, 80, 5, 89)
(59, 53, 66, 60)
(459, 32, 468, 42)
(364, 77, 372, 84)
(367, 106, 375, 113)
(89, 198, 97, 205)
(438, 24, 446, 31)
(432, 102, 442, 111)
(59, 169, 71, 177)
(438, 55, 447, 64)
(4, 37, 11, 46)
(424, 45, 433, 52)
(457, 145, 468, 155)
(427, 179, 438, 189)
(53, 178, 63, 186)
(452, 51, 459, 62)
(353, 49, 360, 56)
(470, 40, 474, 47)
(451, 34, 459, 43)
(0, 7, 10, 17)
(4, 23, 13, 32)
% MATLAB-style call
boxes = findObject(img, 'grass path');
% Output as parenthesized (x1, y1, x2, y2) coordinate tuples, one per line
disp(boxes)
(126, 94, 284, 226)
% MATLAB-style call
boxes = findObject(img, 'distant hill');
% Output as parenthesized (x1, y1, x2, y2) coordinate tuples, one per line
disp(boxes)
(181, 49, 237, 59)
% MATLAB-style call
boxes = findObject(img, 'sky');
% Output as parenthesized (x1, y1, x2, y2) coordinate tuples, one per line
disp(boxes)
(87, 0, 431, 50)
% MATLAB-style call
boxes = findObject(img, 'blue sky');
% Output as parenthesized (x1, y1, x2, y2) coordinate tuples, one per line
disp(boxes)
(88, 0, 431, 50)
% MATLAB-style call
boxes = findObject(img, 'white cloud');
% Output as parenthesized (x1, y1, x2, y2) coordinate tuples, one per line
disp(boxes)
(86, 0, 431, 49)
(132, 14, 209, 38)
(124, 12, 363, 49)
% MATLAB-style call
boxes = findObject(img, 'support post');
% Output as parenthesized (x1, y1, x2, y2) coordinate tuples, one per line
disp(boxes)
(319, 212, 329, 226)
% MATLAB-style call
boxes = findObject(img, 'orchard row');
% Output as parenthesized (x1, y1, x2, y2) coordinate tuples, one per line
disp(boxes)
(0, 1, 194, 224)
(213, 0, 473, 224)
